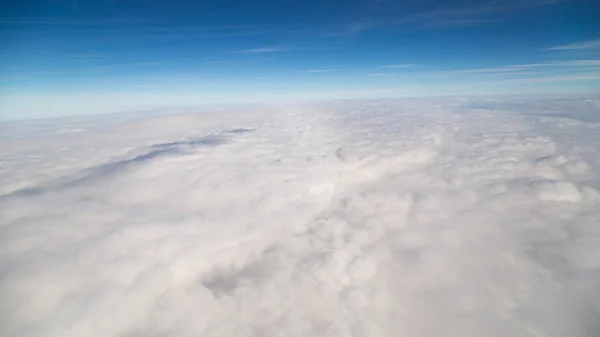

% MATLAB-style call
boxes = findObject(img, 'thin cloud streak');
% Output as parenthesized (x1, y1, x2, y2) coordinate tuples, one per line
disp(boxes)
(508, 60, 600, 68)
(324, 23, 370, 37)
(2, 21, 307, 39)
(442, 67, 526, 74)
(231, 46, 306, 53)
(430, 60, 600, 75)
(419, 18, 504, 29)
(322, 0, 566, 37)
(304, 69, 334, 73)
(544, 39, 600, 50)
(381, 64, 418, 69)
(319, 1, 562, 37)
(374, 0, 568, 32)
(0, 18, 116, 25)
(505, 73, 600, 83)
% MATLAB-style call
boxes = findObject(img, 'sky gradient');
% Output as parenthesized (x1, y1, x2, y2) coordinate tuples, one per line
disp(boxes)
(1, 0, 599, 120)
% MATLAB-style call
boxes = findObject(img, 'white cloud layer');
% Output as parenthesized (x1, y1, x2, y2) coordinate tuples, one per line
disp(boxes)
(1, 96, 600, 337)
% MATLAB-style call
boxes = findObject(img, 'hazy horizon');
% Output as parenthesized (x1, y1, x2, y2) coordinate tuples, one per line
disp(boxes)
(2, 0, 599, 119)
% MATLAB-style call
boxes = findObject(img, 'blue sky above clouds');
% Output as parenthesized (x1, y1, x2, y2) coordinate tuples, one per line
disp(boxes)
(1, 0, 599, 119)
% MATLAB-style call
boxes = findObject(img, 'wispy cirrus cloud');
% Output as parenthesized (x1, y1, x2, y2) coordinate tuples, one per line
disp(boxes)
(507, 60, 600, 68)
(370, 59, 598, 85)
(65, 53, 110, 61)
(324, 23, 370, 37)
(431, 60, 600, 75)
(544, 39, 600, 51)
(381, 64, 418, 69)
(419, 18, 503, 29)
(304, 69, 334, 73)
(324, 3, 509, 36)
(231, 45, 306, 53)
(389, 59, 600, 87)
(506, 73, 600, 83)
(405, 0, 566, 22)
(0, 18, 115, 25)
(342, 0, 568, 34)
(436, 67, 528, 74)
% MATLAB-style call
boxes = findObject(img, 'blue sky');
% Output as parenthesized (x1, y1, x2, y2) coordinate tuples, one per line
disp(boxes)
(1, 0, 599, 120)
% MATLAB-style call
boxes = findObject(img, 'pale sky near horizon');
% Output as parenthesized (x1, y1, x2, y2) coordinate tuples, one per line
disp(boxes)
(1, 0, 599, 120)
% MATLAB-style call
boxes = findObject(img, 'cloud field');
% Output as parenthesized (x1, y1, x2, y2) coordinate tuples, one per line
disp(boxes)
(1, 96, 600, 337)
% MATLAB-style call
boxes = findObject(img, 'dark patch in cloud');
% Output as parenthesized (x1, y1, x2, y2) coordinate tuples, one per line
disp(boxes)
(1, 135, 228, 199)
(227, 128, 254, 133)
(152, 135, 226, 148)
(201, 246, 279, 298)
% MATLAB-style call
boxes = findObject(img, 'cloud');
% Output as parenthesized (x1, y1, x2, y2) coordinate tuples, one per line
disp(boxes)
(389, 59, 600, 86)
(381, 64, 418, 69)
(429, 60, 600, 75)
(419, 0, 565, 18)
(65, 53, 109, 60)
(383, 0, 567, 29)
(0, 18, 111, 25)
(419, 18, 504, 29)
(321, 0, 567, 36)
(304, 69, 334, 73)
(324, 23, 370, 37)
(506, 73, 600, 83)
(321, 0, 566, 36)
(1, 97, 599, 337)
(231, 46, 305, 53)
(508, 60, 600, 67)
(435, 67, 533, 75)
(544, 39, 600, 51)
